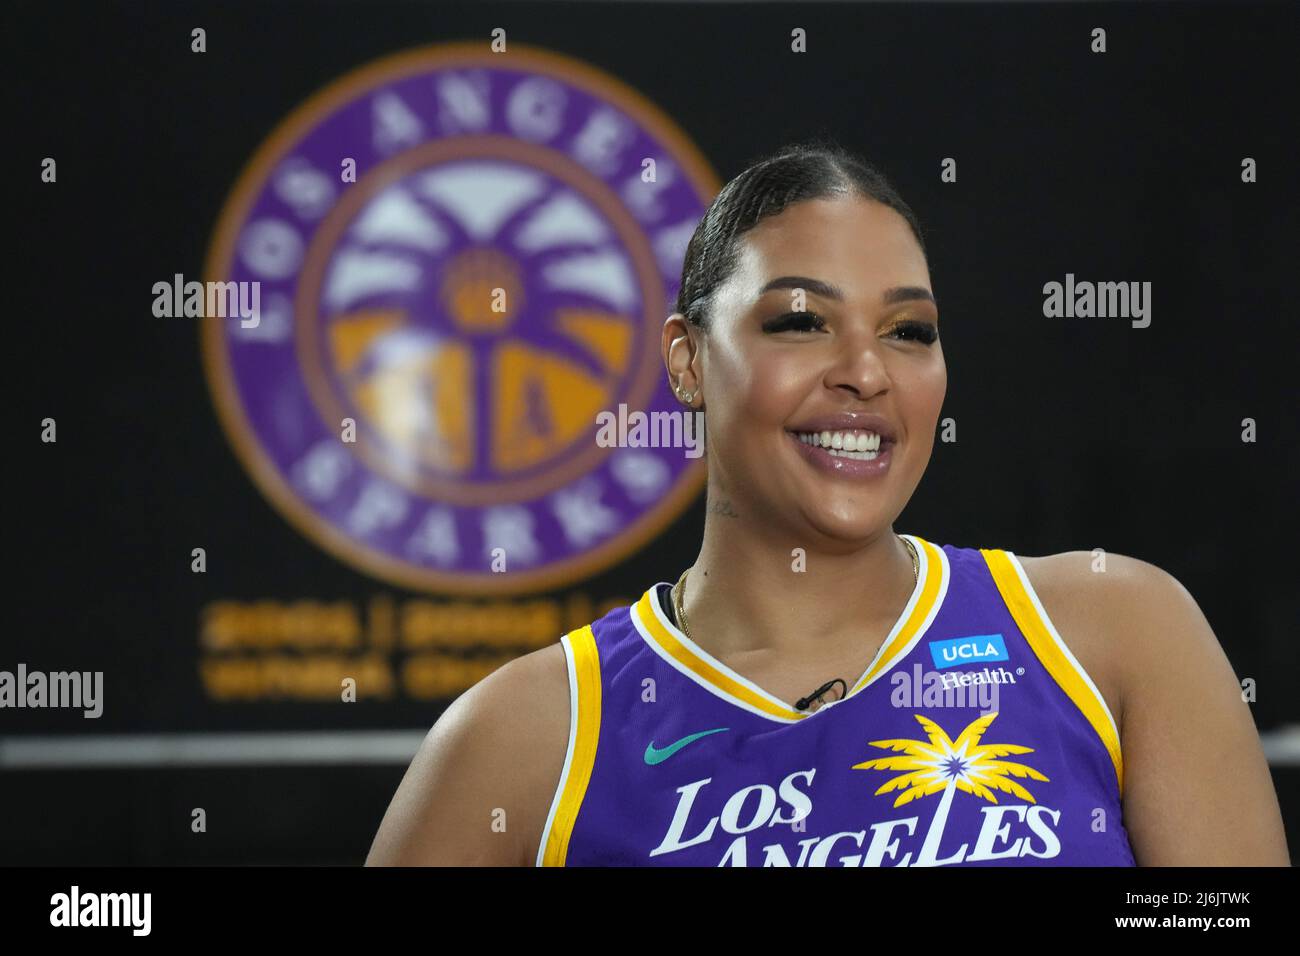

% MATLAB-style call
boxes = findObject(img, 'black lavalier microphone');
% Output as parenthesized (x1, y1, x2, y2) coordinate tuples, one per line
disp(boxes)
(795, 678, 847, 711)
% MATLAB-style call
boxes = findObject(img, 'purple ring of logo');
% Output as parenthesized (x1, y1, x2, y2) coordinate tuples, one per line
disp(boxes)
(203, 43, 719, 595)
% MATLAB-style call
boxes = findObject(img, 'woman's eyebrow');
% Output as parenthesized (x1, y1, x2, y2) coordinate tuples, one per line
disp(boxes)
(883, 285, 936, 307)
(758, 276, 845, 300)
(757, 276, 936, 307)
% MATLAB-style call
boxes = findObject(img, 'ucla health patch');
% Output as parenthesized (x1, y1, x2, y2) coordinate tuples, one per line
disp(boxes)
(928, 634, 1009, 669)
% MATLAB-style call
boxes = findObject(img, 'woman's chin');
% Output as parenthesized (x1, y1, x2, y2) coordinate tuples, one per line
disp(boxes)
(796, 505, 891, 548)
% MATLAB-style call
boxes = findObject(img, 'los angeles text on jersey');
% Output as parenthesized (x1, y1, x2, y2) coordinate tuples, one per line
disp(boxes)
(648, 768, 1063, 866)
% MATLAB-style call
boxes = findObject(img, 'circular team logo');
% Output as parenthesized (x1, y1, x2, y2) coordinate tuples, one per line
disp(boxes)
(203, 43, 717, 594)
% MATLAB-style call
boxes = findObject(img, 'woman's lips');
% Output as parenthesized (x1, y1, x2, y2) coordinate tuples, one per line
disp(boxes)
(786, 430, 894, 478)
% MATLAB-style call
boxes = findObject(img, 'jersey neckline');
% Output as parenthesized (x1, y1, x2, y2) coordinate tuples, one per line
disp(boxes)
(629, 534, 951, 723)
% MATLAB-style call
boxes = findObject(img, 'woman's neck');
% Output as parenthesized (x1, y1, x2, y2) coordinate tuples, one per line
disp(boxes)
(680, 496, 918, 663)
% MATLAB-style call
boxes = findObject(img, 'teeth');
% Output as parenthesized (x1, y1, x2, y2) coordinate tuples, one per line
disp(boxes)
(828, 446, 879, 460)
(795, 429, 883, 453)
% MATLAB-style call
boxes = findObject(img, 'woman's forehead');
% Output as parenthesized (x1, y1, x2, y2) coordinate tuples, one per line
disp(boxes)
(727, 208, 931, 304)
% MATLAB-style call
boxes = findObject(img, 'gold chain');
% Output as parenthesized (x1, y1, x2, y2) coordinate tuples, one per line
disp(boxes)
(671, 535, 919, 641)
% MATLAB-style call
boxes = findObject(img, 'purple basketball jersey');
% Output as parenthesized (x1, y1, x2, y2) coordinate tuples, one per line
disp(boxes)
(537, 535, 1135, 867)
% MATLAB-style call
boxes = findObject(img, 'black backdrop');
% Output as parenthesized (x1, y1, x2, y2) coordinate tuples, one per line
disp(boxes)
(5, 0, 1297, 864)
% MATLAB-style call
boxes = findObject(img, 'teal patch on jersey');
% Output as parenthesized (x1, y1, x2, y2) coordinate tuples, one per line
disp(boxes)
(644, 727, 729, 765)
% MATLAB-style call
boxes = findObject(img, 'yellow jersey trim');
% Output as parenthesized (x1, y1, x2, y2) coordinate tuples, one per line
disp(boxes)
(980, 548, 1124, 796)
(539, 626, 602, 866)
(634, 589, 807, 720)
(631, 535, 947, 721)
(850, 536, 946, 694)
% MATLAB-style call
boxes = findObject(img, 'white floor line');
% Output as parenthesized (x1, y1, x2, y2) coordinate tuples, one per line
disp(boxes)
(0, 730, 428, 767)
(1261, 725, 1300, 765)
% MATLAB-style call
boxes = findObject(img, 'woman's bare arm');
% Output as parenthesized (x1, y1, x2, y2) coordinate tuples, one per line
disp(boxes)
(365, 642, 571, 866)
(1108, 556, 1289, 864)
(1026, 551, 1289, 866)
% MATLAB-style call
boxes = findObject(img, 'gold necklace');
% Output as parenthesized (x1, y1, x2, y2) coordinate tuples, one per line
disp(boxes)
(671, 535, 919, 641)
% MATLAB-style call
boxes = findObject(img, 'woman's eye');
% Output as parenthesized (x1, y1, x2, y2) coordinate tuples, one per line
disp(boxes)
(887, 320, 939, 345)
(762, 311, 826, 333)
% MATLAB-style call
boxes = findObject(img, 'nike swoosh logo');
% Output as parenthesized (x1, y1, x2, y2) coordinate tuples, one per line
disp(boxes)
(644, 727, 729, 765)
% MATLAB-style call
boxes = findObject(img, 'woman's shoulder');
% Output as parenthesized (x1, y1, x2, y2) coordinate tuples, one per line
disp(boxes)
(1015, 548, 1186, 606)
(451, 641, 574, 848)
(366, 642, 571, 866)
(424, 641, 571, 768)
(1015, 549, 1289, 864)
(1012, 549, 1204, 732)
(1014, 548, 1198, 635)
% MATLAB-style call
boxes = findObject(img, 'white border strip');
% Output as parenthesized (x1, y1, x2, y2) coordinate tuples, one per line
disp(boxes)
(535, 632, 580, 867)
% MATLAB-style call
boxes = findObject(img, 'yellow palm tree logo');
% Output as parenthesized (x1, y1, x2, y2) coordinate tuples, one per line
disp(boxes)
(852, 713, 1049, 862)
(857, 712, 1050, 811)
(854, 712, 1048, 806)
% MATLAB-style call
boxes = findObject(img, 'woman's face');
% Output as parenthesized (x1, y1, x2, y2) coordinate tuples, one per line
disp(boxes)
(674, 194, 947, 545)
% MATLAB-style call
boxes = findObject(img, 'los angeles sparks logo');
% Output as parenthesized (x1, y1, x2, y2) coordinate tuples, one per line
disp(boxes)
(202, 44, 716, 593)
(652, 712, 1061, 866)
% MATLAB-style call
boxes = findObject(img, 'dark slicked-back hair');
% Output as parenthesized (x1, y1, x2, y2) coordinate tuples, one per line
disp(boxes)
(674, 139, 926, 331)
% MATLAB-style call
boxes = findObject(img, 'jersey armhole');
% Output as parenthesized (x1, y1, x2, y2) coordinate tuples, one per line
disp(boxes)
(535, 625, 602, 867)
(979, 548, 1125, 797)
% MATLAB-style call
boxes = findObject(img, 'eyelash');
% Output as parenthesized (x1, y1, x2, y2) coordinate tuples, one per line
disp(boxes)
(762, 312, 939, 345)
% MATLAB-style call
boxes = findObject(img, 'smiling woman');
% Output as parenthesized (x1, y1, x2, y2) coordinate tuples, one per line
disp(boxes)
(365, 140, 1290, 868)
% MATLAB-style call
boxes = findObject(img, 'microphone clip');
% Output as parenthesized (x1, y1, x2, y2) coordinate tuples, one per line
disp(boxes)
(794, 677, 848, 711)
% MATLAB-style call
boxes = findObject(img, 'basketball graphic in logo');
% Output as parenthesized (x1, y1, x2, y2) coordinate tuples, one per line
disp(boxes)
(203, 44, 717, 594)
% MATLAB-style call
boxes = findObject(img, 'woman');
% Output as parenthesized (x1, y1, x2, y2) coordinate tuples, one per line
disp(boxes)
(367, 142, 1290, 867)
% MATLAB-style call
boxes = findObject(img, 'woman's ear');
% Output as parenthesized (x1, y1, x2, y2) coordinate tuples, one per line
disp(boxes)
(663, 313, 702, 406)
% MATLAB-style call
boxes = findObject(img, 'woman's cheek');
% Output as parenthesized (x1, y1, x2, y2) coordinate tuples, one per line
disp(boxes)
(894, 361, 945, 464)
(906, 354, 947, 417)
(740, 354, 800, 418)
